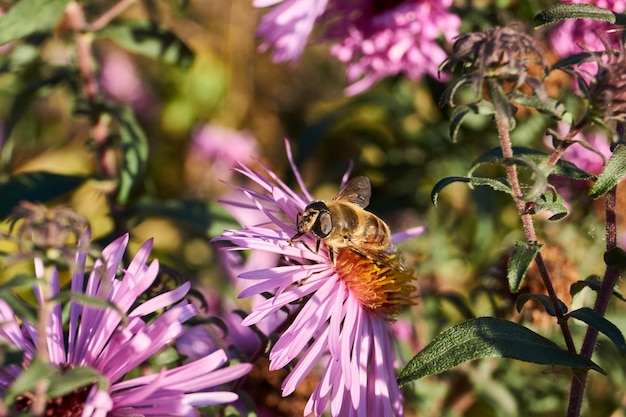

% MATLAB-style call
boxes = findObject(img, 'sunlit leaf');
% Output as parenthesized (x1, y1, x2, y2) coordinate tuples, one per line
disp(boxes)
(97, 22, 194, 68)
(508, 241, 543, 292)
(534, 3, 626, 27)
(397, 317, 605, 386)
(590, 144, 626, 199)
(0, 172, 87, 219)
(0, 0, 71, 45)
(516, 293, 568, 316)
(566, 308, 626, 355)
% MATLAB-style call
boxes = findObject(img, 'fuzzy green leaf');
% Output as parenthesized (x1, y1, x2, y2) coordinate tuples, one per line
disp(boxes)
(516, 293, 568, 316)
(431, 176, 511, 207)
(508, 241, 544, 292)
(570, 276, 626, 302)
(507, 91, 573, 124)
(48, 366, 109, 397)
(534, 3, 626, 27)
(3, 358, 57, 406)
(448, 101, 496, 142)
(533, 188, 569, 220)
(469, 147, 596, 180)
(397, 317, 605, 386)
(97, 22, 194, 68)
(566, 308, 626, 355)
(0, 0, 71, 45)
(604, 247, 626, 271)
(0, 172, 87, 219)
(590, 144, 626, 199)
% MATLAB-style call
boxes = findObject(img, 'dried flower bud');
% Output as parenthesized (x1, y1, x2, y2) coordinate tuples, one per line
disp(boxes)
(441, 25, 548, 101)
(586, 39, 626, 126)
(6, 202, 90, 265)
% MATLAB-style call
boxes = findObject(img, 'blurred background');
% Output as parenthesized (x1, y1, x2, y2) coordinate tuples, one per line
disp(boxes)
(0, 0, 624, 416)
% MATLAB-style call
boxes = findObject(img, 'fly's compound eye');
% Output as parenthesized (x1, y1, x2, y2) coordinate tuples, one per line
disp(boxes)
(312, 211, 332, 238)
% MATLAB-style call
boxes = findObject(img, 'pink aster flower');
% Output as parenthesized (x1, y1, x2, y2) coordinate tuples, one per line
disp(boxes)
(0, 211, 251, 417)
(215, 140, 425, 416)
(547, 0, 626, 82)
(254, 0, 460, 95)
(327, 0, 461, 95)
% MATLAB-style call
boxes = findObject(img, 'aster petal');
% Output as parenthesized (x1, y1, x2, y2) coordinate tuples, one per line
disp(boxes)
(129, 280, 191, 317)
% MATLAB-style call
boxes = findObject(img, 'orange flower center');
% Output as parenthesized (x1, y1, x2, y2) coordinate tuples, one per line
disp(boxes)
(335, 248, 417, 321)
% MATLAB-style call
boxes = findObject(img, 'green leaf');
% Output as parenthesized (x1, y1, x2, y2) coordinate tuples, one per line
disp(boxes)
(97, 22, 194, 68)
(48, 366, 109, 397)
(431, 176, 512, 207)
(507, 91, 573, 124)
(534, 3, 626, 27)
(508, 241, 544, 292)
(566, 308, 626, 355)
(533, 188, 569, 220)
(604, 247, 626, 271)
(516, 293, 568, 316)
(0, 172, 87, 219)
(469, 147, 596, 181)
(0, 292, 37, 323)
(0, 0, 71, 45)
(126, 199, 239, 237)
(590, 144, 626, 199)
(448, 101, 496, 142)
(112, 106, 148, 204)
(487, 80, 516, 131)
(570, 275, 626, 302)
(3, 358, 57, 407)
(397, 317, 605, 386)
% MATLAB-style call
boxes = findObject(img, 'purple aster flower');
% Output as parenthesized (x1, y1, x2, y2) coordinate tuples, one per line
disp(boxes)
(0, 210, 251, 416)
(254, 0, 460, 95)
(215, 140, 425, 416)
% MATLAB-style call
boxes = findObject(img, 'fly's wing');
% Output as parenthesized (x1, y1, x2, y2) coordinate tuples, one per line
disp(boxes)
(333, 176, 371, 208)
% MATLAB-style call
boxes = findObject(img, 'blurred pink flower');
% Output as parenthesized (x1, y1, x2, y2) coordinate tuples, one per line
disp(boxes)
(99, 49, 155, 115)
(547, 0, 626, 81)
(0, 233, 252, 416)
(190, 124, 258, 173)
(255, 0, 460, 94)
(215, 140, 424, 416)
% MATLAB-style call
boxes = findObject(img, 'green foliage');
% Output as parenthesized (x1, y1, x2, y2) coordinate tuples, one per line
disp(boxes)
(0, 172, 87, 219)
(114, 106, 149, 204)
(516, 293, 568, 316)
(508, 241, 543, 292)
(534, 3, 626, 26)
(565, 308, 626, 355)
(589, 144, 626, 199)
(398, 317, 604, 386)
(97, 22, 194, 68)
(0, 0, 71, 44)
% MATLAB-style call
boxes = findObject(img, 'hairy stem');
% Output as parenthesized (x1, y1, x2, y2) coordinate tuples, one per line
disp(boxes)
(568, 184, 619, 417)
(491, 89, 576, 353)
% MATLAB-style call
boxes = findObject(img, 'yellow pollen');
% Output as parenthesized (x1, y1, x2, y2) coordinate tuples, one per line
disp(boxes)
(335, 248, 417, 321)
